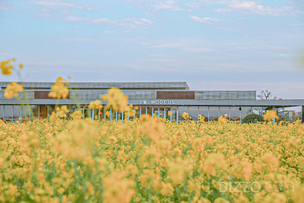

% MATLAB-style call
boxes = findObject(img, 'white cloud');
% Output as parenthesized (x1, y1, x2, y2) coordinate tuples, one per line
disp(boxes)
(65, 15, 153, 28)
(189, 15, 220, 23)
(140, 18, 153, 24)
(181, 47, 216, 52)
(152, 0, 185, 11)
(213, 0, 296, 16)
(152, 43, 183, 48)
(66, 15, 86, 22)
(92, 18, 116, 24)
(30, 1, 82, 9)
(183, 0, 301, 16)
(151, 40, 216, 53)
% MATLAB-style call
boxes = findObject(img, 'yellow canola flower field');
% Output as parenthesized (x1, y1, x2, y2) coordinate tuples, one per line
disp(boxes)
(0, 116, 304, 203)
(1, 59, 304, 202)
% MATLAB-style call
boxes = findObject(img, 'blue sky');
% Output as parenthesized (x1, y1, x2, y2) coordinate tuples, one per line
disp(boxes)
(1, 0, 304, 100)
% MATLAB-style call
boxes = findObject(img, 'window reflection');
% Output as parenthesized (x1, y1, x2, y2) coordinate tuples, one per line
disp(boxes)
(220, 107, 229, 120)
(189, 106, 198, 121)
(178, 106, 188, 121)
(230, 107, 240, 121)
(198, 106, 208, 121)
(171, 107, 177, 122)
(241, 107, 252, 119)
(209, 107, 219, 121)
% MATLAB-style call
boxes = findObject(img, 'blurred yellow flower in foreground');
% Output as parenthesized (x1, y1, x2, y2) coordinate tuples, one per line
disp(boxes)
(264, 110, 279, 121)
(4, 82, 24, 99)
(218, 116, 228, 124)
(198, 115, 205, 122)
(48, 77, 69, 99)
(71, 110, 83, 120)
(0, 59, 14, 75)
(101, 87, 128, 112)
(88, 99, 103, 109)
(182, 112, 190, 120)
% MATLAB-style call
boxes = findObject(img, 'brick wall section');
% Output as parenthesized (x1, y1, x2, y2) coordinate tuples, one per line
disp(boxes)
(157, 91, 195, 100)
(34, 91, 70, 99)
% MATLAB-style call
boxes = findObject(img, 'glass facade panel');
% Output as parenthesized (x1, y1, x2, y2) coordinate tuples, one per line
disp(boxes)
(158, 107, 165, 118)
(220, 107, 230, 120)
(189, 106, 199, 121)
(146, 106, 152, 116)
(4, 105, 12, 119)
(128, 107, 135, 121)
(153, 107, 160, 118)
(230, 107, 241, 121)
(140, 106, 146, 116)
(84, 107, 91, 118)
(40, 106, 48, 119)
(13, 105, 22, 119)
(241, 107, 252, 120)
(252, 107, 264, 116)
(134, 106, 140, 118)
(116, 110, 122, 121)
(209, 107, 219, 121)
(171, 107, 177, 122)
(164, 106, 170, 120)
(0, 105, 3, 120)
(33, 106, 40, 119)
(198, 106, 208, 121)
(178, 106, 188, 121)
(108, 107, 114, 121)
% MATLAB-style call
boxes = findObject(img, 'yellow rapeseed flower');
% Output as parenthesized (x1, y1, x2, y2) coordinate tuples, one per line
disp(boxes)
(264, 110, 279, 121)
(88, 100, 103, 109)
(0, 59, 14, 75)
(101, 87, 128, 112)
(4, 81, 24, 99)
(218, 116, 228, 124)
(48, 77, 69, 99)
(182, 112, 189, 120)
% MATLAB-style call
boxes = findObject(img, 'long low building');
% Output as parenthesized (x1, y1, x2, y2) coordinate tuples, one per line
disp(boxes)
(0, 81, 303, 123)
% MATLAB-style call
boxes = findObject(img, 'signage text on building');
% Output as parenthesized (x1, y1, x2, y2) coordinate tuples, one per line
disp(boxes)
(139, 100, 175, 105)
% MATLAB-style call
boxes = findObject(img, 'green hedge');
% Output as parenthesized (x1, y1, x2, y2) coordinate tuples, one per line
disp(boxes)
(241, 114, 264, 124)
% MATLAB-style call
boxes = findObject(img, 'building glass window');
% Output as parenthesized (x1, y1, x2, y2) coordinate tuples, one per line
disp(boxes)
(0, 105, 3, 120)
(198, 106, 208, 121)
(178, 106, 188, 121)
(209, 107, 219, 121)
(134, 106, 140, 118)
(164, 106, 170, 120)
(152, 106, 158, 118)
(40, 105, 48, 119)
(230, 107, 241, 121)
(13, 105, 22, 119)
(146, 106, 153, 116)
(139, 106, 146, 117)
(252, 107, 264, 116)
(171, 107, 177, 122)
(241, 107, 252, 120)
(158, 107, 165, 118)
(4, 105, 13, 120)
(189, 106, 199, 121)
(220, 107, 230, 120)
